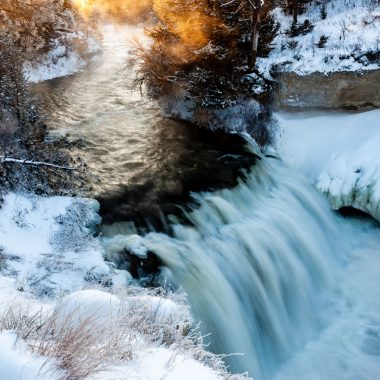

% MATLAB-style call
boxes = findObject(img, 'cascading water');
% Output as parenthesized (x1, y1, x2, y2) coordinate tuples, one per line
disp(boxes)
(139, 157, 342, 380)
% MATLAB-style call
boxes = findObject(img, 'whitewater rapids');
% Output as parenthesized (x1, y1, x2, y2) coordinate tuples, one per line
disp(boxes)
(139, 158, 341, 379)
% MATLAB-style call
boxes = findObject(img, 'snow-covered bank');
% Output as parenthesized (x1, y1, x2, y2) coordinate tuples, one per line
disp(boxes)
(260, 1, 380, 76)
(0, 193, 245, 380)
(1, 0, 100, 83)
(278, 109, 380, 221)
(261, 1, 380, 109)
(25, 32, 101, 83)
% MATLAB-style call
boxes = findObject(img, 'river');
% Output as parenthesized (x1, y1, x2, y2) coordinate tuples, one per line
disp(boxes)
(33, 24, 380, 380)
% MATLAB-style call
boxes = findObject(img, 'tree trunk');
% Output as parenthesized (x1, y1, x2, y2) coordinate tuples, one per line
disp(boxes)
(293, 0, 299, 25)
(248, 0, 262, 71)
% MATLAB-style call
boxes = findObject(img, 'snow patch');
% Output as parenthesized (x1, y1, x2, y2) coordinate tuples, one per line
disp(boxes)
(89, 347, 221, 380)
(54, 289, 123, 329)
(0, 331, 61, 380)
(0, 193, 110, 296)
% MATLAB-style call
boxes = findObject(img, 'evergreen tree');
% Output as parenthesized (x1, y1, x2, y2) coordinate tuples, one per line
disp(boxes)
(133, 0, 278, 109)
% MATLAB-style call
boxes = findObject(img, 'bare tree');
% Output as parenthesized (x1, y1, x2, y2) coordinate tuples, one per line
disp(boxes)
(248, 0, 264, 70)
(292, 0, 299, 24)
(222, 0, 265, 70)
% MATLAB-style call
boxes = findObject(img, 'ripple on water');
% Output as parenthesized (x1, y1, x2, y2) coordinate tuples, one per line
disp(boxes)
(32, 24, 258, 229)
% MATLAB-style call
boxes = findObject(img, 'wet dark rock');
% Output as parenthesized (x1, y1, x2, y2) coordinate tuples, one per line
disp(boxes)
(113, 248, 163, 287)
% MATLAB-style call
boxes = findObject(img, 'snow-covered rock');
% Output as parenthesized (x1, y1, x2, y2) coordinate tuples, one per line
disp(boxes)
(0, 193, 111, 297)
(103, 234, 149, 259)
(160, 86, 271, 136)
(278, 109, 380, 221)
(54, 289, 123, 329)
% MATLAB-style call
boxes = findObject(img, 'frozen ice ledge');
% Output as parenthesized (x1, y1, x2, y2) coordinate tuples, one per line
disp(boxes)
(278, 109, 380, 223)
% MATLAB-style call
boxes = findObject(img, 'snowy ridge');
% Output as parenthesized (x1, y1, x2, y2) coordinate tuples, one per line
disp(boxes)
(259, 1, 380, 76)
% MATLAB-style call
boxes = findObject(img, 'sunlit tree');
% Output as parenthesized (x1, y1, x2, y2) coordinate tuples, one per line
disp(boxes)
(219, 0, 265, 70)
(133, 0, 279, 110)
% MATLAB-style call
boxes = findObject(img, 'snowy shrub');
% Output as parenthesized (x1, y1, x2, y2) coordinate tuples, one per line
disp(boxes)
(0, 248, 5, 271)
(0, 302, 46, 341)
(51, 200, 101, 253)
(0, 297, 131, 379)
(0, 0, 84, 57)
(287, 40, 299, 49)
(365, 0, 380, 13)
(320, 2, 328, 20)
(32, 310, 131, 379)
(287, 19, 314, 37)
(316, 35, 329, 48)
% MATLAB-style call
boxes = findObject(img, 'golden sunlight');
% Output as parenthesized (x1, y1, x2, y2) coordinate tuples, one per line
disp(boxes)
(71, 0, 153, 21)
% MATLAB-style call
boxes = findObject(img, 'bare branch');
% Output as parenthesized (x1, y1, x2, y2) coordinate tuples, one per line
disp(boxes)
(0, 156, 77, 171)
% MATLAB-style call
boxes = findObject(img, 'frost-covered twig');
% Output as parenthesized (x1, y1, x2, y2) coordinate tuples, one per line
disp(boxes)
(0, 156, 77, 171)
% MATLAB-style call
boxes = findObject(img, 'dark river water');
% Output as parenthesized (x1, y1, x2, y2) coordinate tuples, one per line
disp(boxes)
(33, 24, 257, 229)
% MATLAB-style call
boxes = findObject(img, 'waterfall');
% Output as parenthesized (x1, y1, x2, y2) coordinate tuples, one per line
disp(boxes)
(141, 158, 341, 379)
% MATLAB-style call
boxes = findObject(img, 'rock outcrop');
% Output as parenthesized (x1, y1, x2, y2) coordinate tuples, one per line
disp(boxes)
(274, 70, 380, 110)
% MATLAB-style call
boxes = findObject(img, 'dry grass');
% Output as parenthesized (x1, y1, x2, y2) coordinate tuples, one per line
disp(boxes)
(0, 301, 131, 380)
(33, 312, 132, 380)
(0, 289, 249, 380)
(0, 301, 46, 341)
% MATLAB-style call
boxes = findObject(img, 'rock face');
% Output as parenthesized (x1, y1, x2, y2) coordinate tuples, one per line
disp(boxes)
(274, 70, 380, 110)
